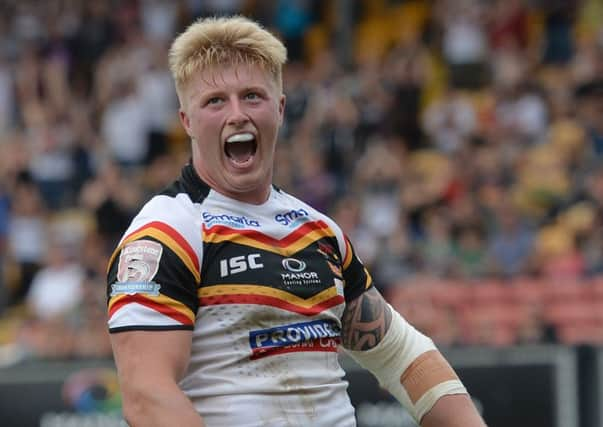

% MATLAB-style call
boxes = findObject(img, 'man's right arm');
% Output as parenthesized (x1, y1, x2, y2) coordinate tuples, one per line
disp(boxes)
(111, 330, 205, 427)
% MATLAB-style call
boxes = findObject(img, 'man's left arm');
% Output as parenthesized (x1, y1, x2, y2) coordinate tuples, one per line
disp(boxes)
(341, 287, 486, 427)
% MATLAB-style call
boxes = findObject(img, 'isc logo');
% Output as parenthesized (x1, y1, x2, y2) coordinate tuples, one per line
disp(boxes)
(219, 254, 263, 277)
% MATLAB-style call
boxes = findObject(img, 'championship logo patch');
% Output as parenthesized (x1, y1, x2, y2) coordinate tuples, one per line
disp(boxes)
(111, 240, 162, 297)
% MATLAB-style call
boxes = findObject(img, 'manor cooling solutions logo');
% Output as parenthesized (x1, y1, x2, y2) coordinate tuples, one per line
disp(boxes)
(280, 257, 321, 287)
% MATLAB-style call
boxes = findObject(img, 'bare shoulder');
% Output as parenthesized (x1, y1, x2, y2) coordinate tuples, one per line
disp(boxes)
(341, 287, 392, 351)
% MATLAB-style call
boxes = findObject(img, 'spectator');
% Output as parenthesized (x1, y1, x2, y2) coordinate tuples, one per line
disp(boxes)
(574, 78, 603, 158)
(422, 87, 477, 153)
(487, 201, 535, 278)
(451, 223, 488, 278)
(6, 173, 48, 306)
(542, 1, 576, 65)
(100, 78, 151, 168)
(416, 208, 455, 277)
(2, 0, 603, 358)
(437, 0, 489, 89)
(79, 159, 142, 249)
(137, 42, 179, 163)
(25, 237, 84, 321)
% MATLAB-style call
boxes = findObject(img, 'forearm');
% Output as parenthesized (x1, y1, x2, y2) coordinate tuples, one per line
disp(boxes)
(421, 394, 485, 427)
(342, 289, 484, 425)
(122, 381, 205, 427)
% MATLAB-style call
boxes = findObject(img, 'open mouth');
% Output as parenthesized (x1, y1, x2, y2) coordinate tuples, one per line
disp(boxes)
(225, 132, 257, 165)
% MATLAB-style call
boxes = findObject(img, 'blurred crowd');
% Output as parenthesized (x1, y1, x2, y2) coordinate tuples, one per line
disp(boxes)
(1, 0, 603, 362)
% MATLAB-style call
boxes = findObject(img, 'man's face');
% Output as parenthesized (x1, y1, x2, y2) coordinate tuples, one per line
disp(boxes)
(179, 63, 285, 204)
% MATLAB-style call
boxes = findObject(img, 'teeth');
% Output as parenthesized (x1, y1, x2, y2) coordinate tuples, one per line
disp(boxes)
(227, 132, 254, 143)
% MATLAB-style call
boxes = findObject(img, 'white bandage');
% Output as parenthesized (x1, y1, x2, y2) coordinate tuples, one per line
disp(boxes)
(344, 304, 467, 422)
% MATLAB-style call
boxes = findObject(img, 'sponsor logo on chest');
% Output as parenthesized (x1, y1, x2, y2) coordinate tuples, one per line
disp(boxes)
(280, 257, 321, 287)
(249, 319, 341, 359)
(203, 211, 261, 228)
(274, 208, 310, 227)
(219, 253, 264, 277)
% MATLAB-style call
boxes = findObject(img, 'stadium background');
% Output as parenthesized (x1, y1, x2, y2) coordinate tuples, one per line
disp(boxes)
(0, 0, 602, 426)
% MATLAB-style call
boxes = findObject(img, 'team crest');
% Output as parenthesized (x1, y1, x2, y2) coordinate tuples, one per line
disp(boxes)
(113, 240, 163, 297)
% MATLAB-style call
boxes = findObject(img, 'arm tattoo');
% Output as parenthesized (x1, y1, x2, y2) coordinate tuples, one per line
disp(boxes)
(341, 288, 392, 351)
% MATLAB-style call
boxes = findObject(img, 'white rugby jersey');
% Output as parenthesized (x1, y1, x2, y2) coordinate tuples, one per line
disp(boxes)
(107, 165, 373, 427)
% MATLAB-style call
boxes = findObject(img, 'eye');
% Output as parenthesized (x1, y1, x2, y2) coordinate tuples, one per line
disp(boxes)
(205, 97, 223, 106)
(245, 92, 261, 101)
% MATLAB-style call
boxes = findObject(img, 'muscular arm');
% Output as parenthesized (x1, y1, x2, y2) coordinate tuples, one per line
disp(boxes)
(111, 330, 205, 427)
(341, 287, 392, 351)
(341, 288, 485, 427)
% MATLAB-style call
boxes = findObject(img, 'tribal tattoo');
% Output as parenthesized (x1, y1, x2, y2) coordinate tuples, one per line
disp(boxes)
(341, 287, 392, 351)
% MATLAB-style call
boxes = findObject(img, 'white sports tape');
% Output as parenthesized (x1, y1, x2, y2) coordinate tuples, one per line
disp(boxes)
(344, 304, 467, 422)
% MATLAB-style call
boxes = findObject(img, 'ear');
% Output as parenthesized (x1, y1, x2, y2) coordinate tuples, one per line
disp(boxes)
(179, 109, 192, 137)
(278, 94, 286, 124)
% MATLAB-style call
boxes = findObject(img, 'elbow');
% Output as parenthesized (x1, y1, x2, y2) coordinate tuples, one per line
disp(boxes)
(120, 385, 156, 426)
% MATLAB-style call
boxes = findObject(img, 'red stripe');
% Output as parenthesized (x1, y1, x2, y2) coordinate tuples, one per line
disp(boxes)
(199, 294, 344, 316)
(125, 221, 199, 271)
(108, 297, 130, 319)
(203, 220, 331, 247)
(109, 295, 193, 325)
(250, 339, 340, 360)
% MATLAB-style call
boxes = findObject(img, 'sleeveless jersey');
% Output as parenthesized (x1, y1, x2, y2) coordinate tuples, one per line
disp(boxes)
(106, 165, 373, 427)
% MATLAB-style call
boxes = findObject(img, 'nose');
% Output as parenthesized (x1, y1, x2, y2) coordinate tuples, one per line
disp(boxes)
(226, 98, 249, 127)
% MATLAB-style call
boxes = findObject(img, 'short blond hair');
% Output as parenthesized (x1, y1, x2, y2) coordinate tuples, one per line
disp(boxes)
(169, 16, 287, 99)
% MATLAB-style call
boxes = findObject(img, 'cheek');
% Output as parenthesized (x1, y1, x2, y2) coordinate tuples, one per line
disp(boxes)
(258, 108, 281, 132)
(190, 111, 222, 135)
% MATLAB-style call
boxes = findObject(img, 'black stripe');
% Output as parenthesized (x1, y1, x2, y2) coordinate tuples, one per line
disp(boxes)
(201, 238, 344, 299)
(160, 163, 211, 203)
(342, 240, 372, 302)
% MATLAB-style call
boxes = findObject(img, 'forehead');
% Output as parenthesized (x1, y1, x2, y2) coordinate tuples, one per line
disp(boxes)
(192, 62, 277, 91)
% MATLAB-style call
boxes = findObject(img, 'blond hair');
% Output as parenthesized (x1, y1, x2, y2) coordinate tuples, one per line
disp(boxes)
(169, 16, 287, 100)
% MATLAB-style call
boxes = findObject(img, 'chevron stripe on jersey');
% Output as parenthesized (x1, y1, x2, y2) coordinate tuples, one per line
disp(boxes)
(199, 284, 344, 316)
(109, 292, 195, 325)
(202, 220, 335, 257)
(108, 221, 200, 283)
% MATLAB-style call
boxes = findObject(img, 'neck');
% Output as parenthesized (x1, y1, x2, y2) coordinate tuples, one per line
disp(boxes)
(192, 161, 272, 205)
(211, 184, 272, 205)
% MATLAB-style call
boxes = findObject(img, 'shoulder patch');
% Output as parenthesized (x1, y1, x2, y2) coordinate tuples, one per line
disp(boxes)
(111, 240, 163, 296)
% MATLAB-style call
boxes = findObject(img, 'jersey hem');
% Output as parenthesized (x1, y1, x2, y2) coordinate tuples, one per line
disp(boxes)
(109, 325, 195, 333)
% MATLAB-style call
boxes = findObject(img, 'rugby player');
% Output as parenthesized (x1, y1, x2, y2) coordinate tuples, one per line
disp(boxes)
(107, 15, 486, 427)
